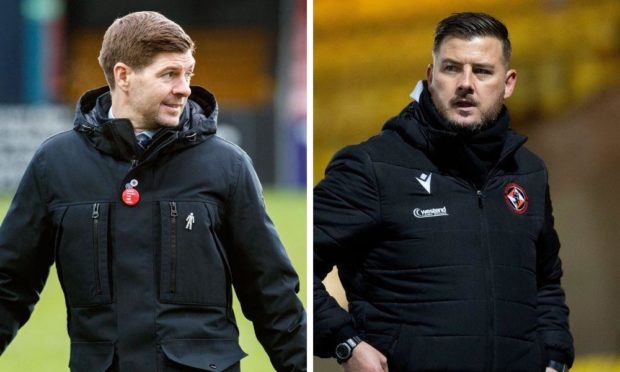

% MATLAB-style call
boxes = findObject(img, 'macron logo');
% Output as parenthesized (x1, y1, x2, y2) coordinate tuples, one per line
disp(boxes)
(413, 206, 449, 219)
(416, 173, 432, 194)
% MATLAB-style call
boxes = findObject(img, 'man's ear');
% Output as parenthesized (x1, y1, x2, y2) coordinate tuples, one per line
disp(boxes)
(503, 69, 517, 99)
(113, 62, 132, 92)
(426, 64, 434, 84)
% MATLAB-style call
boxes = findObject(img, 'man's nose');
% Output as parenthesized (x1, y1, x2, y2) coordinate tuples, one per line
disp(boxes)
(457, 68, 474, 94)
(173, 77, 192, 97)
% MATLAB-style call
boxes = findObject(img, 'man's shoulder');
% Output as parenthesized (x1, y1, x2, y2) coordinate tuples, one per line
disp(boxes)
(197, 134, 251, 166)
(512, 144, 549, 174)
(35, 129, 84, 157)
(330, 129, 428, 171)
(204, 134, 244, 152)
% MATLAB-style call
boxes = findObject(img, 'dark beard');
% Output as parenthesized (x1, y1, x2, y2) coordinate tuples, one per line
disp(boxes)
(446, 119, 489, 135)
(442, 95, 504, 136)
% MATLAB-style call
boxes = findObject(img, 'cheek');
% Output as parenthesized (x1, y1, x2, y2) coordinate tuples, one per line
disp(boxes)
(430, 81, 453, 107)
(142, 89, 165, 108)
(431, 77, 453, 96)
(480, 83, 505, 104)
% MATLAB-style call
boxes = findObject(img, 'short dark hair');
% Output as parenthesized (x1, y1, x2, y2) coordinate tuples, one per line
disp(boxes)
(433, 12, 511, 64)
(98, 11, 195, 89)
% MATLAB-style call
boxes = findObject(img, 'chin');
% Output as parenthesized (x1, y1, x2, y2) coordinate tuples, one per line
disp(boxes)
(449, 116, 480, 128)
(157, 117, 181, 128)
(446, 115, 487, 133)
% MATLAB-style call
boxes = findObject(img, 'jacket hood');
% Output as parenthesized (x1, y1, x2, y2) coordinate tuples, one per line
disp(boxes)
(73, 86, 219, 161)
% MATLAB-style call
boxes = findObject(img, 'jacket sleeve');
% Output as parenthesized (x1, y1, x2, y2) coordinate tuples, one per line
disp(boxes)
(313, 145, 380, 358)
(220, 152, 306, 372)
(0, 150, 54, 353)
(536, 183, 574, 367)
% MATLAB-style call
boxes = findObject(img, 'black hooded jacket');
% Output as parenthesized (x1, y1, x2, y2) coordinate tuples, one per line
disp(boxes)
(0, 86, 306, 371)
(314, 86, 573, 371)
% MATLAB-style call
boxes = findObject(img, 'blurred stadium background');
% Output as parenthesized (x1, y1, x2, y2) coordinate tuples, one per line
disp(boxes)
(314, 0, 620, 371)
(0, 0, 305, 371)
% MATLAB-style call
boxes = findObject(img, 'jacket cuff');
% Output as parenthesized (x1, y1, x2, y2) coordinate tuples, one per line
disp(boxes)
(545, 348, 571, 367)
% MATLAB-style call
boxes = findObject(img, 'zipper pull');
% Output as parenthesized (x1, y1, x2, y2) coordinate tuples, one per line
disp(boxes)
(476, 190, 483, 208)
(92, 203, 100, 219)
(170, 202, 178, 217)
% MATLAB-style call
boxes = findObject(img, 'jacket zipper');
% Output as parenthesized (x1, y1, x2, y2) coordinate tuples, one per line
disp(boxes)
(92, 203, 102, 295)
(140, 133, 178, 163)
(477, 190, 495, 371)
(129, 132, 178, 170)
(169, 202, 178, 294)
(474, 141, 525, 369)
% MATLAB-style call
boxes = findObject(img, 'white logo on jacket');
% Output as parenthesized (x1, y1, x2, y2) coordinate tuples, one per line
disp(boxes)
(185, 213, 195, 230)
(416, 173, 432, 194)
(413, 206, 449, 218)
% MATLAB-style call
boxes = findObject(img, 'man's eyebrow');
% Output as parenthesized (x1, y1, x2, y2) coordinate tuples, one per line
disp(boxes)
(440, 59, 462, 66)
(156, 63, 195, 73)
(440, 59, 495, 69)
(472, 63, 495, 70)
(157, 64, 181, 72)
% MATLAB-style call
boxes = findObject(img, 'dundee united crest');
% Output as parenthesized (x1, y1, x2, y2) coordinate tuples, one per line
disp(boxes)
(504, 183, 528, 215)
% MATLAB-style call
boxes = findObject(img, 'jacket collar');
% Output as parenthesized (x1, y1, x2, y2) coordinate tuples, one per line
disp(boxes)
(73, 86, 218, 162)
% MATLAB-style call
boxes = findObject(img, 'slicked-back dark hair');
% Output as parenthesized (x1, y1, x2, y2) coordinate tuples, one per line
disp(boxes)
(433, 12, 511, 64)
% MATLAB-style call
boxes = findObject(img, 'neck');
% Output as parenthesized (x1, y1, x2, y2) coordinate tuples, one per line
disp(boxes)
(110, 89, 152, 131)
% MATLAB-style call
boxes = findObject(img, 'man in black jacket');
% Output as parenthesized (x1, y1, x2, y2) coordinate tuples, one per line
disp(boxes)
(314, 12, 573, 372)
(0, 11, 306, 371)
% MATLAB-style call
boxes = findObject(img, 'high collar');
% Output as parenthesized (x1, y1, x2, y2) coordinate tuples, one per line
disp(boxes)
(383, 81, 527, 185)
(73, 86, 218, 162)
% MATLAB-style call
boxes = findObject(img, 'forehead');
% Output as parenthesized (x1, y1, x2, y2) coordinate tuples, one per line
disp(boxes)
(435, 36, 504, 65)
(146, 51, 195, 70)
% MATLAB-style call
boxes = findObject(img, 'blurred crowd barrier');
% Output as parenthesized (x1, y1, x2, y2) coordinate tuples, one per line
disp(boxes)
(0, 105, 69, 192)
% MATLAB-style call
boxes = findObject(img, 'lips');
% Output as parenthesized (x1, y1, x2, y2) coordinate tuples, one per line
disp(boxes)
(163, 102, 183, 108)
(162, 102, 184, 112)
(453, 100, 476, 108)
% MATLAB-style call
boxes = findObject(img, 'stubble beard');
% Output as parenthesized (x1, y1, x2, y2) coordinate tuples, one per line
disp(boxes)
(148, 108, 181, 129)
(134, 98, 183, 130)
(439, 94, 505, 135)
(156, 101, 187, 128)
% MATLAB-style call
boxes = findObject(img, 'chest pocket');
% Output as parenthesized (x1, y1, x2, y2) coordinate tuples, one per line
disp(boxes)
(159, 201, 229, 306)
(55, 203, 113, 307)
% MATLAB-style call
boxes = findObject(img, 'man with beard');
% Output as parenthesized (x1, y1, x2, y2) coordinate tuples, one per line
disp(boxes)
(0, 11, 305, 371)
(314, 12, 573, 372)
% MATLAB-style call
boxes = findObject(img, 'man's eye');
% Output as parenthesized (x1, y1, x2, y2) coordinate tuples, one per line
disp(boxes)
(185, 72, 194, 82)
(474, 69, 492, 75)
(444, 65, 458, 72)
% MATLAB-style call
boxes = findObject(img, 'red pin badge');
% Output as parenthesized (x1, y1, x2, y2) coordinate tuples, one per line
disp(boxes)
(122, 188, 140, 206)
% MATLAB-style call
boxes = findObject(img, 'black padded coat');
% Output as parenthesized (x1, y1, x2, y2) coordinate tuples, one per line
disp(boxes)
(314, 91, 573, 371)
(0, 86, 306, 371)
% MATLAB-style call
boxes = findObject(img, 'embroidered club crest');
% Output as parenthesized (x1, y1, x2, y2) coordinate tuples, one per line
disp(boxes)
(504, 183, 528, 215)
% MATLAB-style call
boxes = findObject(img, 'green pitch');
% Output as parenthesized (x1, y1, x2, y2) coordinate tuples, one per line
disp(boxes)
(0, 188, 306, 371)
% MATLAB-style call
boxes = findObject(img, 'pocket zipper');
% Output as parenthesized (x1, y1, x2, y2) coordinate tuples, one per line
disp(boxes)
(169, 202, 178, 294)
(92, 203, 102, 295)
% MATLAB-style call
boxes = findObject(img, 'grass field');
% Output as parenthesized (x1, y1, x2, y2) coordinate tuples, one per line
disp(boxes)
(0, 188, 306, 371)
